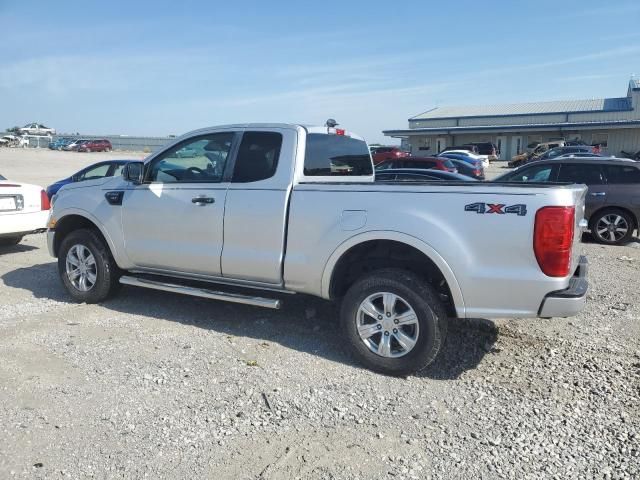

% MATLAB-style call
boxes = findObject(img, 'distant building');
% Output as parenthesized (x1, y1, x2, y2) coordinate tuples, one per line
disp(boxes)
(383, 78, 640, 159)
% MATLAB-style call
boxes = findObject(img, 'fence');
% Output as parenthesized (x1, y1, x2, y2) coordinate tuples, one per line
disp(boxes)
(48, 134, 173, 152)
(2, 132, 173, 152)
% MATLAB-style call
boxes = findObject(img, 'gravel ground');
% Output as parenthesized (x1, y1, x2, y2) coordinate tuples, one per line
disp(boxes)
(0, 149, 638, 479)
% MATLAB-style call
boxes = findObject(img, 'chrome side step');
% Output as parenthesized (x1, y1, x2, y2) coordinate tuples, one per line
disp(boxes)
(119, 275, 282, 309)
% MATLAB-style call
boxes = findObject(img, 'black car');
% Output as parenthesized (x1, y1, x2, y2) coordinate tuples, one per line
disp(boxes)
(494, 157, 640, 245)
(376, 168, 477, 182)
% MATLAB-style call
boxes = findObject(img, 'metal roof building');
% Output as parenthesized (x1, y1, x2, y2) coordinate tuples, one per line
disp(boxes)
(383, 78, 640, 160)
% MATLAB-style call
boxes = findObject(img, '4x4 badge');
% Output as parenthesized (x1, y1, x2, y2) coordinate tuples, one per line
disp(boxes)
(465, 202, 527, 216)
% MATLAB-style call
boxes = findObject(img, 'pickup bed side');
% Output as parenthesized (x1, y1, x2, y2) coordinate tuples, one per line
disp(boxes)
(284, 181, 587, 319)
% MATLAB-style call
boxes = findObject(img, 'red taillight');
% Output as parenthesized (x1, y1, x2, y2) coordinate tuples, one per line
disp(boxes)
(40, 189, 50, 210)
(473, 169, 481, 176)
(533, 206, 575, 277)
(335, 128, 345, 136)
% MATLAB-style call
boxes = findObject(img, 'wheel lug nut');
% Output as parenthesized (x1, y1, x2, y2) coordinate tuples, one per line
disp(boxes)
(393, 328, 398, 334)
(384, 331, 390, 336)
(386, 312, 391, 317)
(378, 315, 383, 320)
(377, 324, 382, 330)
(394, 319, 399, 324)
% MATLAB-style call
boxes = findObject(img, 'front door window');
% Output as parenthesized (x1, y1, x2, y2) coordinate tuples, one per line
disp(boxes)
(147, 133, 234, 183)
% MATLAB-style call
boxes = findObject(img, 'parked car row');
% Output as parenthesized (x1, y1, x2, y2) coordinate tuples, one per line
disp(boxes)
(371, 145, 638, 246)
(509, 141, 602, 167)
(494, 157, 640, 245)
(48, 138, 113, 152)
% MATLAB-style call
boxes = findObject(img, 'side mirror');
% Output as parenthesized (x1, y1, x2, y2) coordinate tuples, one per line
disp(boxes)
(123, 162, 144, 184)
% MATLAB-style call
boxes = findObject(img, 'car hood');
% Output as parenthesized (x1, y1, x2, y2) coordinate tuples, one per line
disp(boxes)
(56, 175, 120, 196)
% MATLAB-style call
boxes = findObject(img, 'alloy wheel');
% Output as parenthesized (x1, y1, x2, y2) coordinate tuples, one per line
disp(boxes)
(65, 244, 97, 291)
(596, 214, 629, 243)
(356, 292, 419, 358)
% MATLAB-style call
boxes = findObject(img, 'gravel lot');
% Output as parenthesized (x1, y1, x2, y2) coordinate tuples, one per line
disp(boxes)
(0, 149, 638, 479)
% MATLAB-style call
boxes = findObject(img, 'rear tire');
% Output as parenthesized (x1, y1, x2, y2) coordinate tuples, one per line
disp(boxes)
(340, 268, 448, 376)
(0, 236, 23, 247)
(58, 229, 121, 303)
(590, 208, 635, 245)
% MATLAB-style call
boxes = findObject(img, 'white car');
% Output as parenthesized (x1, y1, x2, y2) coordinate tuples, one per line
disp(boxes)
(0, 174, 50, 246)
(441, 150, 490, 168)
(18, 123, 56, 136)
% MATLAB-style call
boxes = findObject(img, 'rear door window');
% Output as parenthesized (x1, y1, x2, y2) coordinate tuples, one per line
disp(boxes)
(504, 164, 557, 182)
(557, 164, 604, 185)
(304, 134, 372, 176)
(232, 131, 282, 183)
(603, 164, 640, 184)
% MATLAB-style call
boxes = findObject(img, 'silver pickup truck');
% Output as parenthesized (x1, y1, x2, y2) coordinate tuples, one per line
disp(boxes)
(47, 123, 588, 375)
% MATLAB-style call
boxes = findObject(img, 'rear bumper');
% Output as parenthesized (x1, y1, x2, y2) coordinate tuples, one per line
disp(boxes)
(0, 210, 49, 236)
(538, 256, 588, 318)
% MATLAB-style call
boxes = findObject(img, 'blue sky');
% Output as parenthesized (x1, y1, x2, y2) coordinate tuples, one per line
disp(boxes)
(1, 0, 639, 143)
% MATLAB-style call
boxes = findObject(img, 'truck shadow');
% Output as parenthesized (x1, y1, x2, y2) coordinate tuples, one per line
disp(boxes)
(0, 243, 39, 254)
(2, 263, 497, 380)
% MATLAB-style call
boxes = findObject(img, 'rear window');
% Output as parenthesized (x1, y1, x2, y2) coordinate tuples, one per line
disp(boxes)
(604, 164, 640, 184)
(441, 159, 455, 169)
(304, 134, 373, 176)
(232, 131, 282, 183)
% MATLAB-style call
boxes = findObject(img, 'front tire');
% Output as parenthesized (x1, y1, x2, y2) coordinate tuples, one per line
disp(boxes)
(340, 269, 448, 376)
(590, 208, 635, 245)
(58, 229, 121, 303)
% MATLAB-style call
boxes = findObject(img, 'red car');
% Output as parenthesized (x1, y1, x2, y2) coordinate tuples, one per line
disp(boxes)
(372, 146, 410, 165)
(375, 156, 458, 173)
(77, 139, 112, 152)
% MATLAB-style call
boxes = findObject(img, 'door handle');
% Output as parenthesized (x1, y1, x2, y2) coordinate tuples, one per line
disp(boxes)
(589, 192, 606, 197)
(191, 196, 215, 205)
